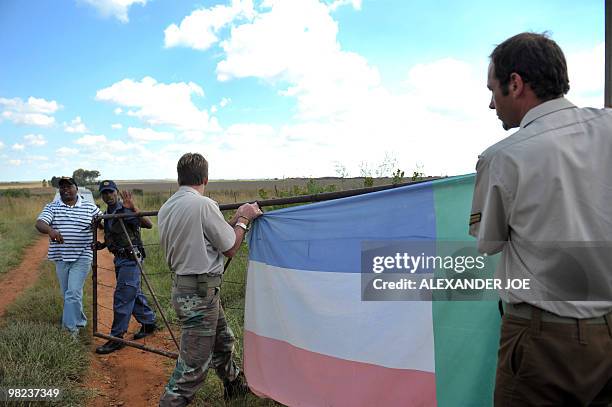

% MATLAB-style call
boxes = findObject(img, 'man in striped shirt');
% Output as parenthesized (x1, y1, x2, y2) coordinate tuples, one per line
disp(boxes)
(35, 176, 102, 337)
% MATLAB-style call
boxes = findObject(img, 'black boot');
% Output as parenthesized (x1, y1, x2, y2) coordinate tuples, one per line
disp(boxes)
(133, 323, 158, 340)
(95, 338, 125, 354)
(223, 372, 250, 401)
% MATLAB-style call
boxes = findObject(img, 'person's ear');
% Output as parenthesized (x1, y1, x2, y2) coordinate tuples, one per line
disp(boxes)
(509, 72, 524, 98)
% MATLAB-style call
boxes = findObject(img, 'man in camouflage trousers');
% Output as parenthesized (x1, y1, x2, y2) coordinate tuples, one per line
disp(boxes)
(157, 153, 262, 407)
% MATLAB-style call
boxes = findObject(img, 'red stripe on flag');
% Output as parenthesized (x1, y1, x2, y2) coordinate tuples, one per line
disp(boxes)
(244, 330, 437, 407)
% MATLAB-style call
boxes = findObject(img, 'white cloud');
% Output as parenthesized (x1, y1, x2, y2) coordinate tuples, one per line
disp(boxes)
(328, 0, 361, 11)
(0, 141, 4, 150)
(164, 0, 255, 50)
(81, 0, 147, 23)
(56, 147, 79, 157)
(12, 143, 25, 151)
(64, 116, 88, 133)
(217, 0, 380, 120)
(76, 134, 134, 152)
(127, 127, 174, 142)
(114, 107, 123, 115)
(9, 159, 22, 166)
(219, 97, 231, 108)
(96, 76, 218, 132)
(567, 42, 605, 108)
(25, 155, 48, 162)
(76, 134, 107, 146)
(210, 97, 231, 114)
(111, 123, 123, 129)
(24, 134, 47, 146)
(0, 96, 61, 127)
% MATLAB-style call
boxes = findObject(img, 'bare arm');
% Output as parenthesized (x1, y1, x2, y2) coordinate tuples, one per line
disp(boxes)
(35, 219, 64, 243)
(223, 226, 248, 258)
(223, 203, 262, 258)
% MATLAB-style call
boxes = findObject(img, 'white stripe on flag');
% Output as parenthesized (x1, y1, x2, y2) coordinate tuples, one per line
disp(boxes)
(245, 260, 435, 372)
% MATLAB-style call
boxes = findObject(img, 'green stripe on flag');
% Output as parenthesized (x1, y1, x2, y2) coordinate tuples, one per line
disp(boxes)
(432, 175, 500, 407)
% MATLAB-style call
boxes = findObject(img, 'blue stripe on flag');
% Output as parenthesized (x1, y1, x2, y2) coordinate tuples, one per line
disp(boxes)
(248, 180, 437, 273)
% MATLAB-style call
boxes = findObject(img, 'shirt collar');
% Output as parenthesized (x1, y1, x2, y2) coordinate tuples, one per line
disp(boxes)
(520, 97, 576, 129)
(107, 201, 124, 214)
(59, 194, 82, 207)
(178, 185, 201, 195)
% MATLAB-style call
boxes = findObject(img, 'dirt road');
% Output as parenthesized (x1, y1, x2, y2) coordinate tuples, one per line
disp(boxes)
(0, 234, 175, 406)
(85, 239, 176, 407)
(0, 236, 48, 318)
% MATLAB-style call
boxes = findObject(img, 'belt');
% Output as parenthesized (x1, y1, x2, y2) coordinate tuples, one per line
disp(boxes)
(504, 302, 609, 325)
(172, 273, 222, 288)
(112, 247, 143, 259)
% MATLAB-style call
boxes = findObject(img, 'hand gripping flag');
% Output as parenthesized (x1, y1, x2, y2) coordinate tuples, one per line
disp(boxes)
(245, 174, 500, 406)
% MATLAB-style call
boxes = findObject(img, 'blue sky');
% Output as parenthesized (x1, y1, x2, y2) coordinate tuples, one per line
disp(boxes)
(0, 0, 605, 181)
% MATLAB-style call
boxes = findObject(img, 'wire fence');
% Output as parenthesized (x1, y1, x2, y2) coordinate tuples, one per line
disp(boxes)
(92, 178, 437, 357)
(92, 215, 248, 357)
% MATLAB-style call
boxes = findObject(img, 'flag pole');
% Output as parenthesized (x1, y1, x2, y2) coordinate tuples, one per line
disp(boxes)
(606, 0, 611, 107)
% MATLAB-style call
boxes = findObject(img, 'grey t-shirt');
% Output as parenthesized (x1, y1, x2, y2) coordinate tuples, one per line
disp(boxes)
(158, 186, 235, 276)
(470, 98, 612, 318)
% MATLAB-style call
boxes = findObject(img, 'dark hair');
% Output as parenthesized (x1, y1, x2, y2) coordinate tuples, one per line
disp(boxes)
(177, 153, 208, 186)
(490, 32, 570, 100)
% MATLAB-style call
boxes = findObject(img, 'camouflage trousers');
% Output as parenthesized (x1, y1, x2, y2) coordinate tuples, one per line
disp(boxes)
(159, 277, 240, 407)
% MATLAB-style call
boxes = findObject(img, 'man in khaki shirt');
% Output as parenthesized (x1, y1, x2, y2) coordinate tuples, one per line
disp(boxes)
(471, 32, 612, 405)
(158, 153, 262, 407)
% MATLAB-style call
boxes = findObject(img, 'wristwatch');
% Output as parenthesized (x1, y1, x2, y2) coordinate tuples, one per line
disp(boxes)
(235, 222, 249, 232)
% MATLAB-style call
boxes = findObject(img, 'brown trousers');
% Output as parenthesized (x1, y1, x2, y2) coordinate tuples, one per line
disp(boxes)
(495, 310, 612, 406)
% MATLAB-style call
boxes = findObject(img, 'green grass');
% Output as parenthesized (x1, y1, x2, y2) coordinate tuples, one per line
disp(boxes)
(0, 194, 53, 275)
(1, 262, 93, 406)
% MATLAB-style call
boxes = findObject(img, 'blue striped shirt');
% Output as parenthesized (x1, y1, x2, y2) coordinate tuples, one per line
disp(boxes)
(37, 196, 102, 262)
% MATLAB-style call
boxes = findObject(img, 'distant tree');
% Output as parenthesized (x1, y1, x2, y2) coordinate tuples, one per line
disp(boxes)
(42, 179, 48, 187)
(359, 161, 374, 188)
(375, 153, 399, 178)
(392, 169, 405, 185)
(72, 168, 100, 186)
(411, 163, 426, 181)
(50, 176, 60, 188)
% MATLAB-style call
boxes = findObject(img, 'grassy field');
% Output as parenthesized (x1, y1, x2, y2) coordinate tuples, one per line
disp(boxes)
(0, 188, 93, 406)
(1, 261, 93, 407)
(0, 177, 415, 406)
(0, 192, 54, 276)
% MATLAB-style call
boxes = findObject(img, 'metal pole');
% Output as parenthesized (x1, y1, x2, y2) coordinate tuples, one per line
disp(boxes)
(98, 177, 441, 219)
(606, 0, 612, 107)
(92, 219, 99, 334)
(94, 332, 178, 359)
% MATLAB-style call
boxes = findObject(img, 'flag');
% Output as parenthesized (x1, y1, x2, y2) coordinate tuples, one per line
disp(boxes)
(245, 174, 500, 406)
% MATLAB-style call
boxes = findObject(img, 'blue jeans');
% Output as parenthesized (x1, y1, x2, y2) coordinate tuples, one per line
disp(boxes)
(54, 257, 91, 333)
(110, 257, 156, 336)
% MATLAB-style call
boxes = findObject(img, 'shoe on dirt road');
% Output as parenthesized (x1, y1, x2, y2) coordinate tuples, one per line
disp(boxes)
(133, 323, 158, 340)
(95, 339, 125, 354)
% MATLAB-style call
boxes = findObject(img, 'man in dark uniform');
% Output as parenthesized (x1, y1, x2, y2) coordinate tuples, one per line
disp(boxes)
(95, 180, 158, 354)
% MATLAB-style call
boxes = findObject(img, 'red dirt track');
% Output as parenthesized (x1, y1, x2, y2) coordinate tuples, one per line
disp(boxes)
(85, 233, 174, 406)
(0, 233, 175, 406)
(0, 236, 48, 318)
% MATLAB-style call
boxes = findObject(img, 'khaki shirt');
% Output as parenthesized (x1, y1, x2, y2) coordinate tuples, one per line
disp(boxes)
(470, 98, 612, 318)
(158, 186, 235, 276)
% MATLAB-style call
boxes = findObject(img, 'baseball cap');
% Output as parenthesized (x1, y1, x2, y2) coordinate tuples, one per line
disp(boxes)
(58, 176, 77, 187)
(99, 180, 118, 193)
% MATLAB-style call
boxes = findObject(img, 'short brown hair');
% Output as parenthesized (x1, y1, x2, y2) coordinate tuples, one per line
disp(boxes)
(490, 32, 569, 101)
(177, 153, 208, 186)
